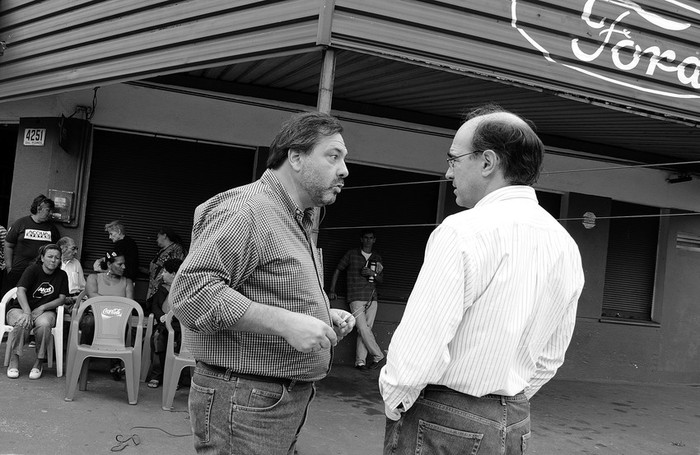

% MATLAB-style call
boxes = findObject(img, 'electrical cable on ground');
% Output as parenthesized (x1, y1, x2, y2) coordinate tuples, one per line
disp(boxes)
(110, 424, 192, 452)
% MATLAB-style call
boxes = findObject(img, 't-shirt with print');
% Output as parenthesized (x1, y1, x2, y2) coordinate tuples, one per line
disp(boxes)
(5, 216, 61, 272)
(8, 263, 69, 312)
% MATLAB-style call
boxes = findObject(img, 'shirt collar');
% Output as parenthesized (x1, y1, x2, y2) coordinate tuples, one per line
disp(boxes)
(260, 169, 316, 230)
(474, 185, 538, 208)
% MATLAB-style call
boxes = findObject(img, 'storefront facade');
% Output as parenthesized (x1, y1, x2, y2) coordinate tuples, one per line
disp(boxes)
(1, 0, 699, 383)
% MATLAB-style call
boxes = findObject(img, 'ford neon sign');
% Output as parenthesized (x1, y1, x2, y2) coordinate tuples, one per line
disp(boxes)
(511, 0, 700, 99)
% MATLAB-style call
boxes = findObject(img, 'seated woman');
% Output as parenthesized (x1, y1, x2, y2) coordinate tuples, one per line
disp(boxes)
(81, 251, 134, 380)
(81, 251, 134, 342)
(6, 244, 69, 379)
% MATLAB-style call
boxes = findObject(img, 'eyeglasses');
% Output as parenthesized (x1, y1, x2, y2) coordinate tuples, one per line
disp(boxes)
(446, 150, 484, 168)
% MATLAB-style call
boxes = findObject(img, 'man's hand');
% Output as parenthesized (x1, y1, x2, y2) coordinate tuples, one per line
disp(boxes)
(31, 307, 45, 319)
(282, 312, 339, 353)
(328, 291, 337, 300)
(330, 309, 355, 341)
(384, 403, 402, 421)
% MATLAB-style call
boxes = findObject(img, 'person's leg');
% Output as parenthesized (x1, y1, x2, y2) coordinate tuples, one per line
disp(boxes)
(349, 301, 369, 366)
(78, 312, 94, 345)
(5, 309, 26, 374)
(189, 363, 315, 455)
(349, 300, 384, 364)
(363, 300, 384, 362)
(32, 311, 56, 372)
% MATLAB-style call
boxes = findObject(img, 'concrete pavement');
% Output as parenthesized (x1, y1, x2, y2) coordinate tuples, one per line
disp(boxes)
(1, 351, 699, 454)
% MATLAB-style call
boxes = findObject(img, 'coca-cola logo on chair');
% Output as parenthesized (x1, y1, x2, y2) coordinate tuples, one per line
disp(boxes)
(511, 0, 700, 98)
(102, 307, 123, 318)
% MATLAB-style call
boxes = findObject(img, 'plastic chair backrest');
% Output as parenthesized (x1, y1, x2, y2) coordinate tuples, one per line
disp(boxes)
(165, 311, 193, 357)
(75, 296, 143, 350)
(0, 288, 17, 328)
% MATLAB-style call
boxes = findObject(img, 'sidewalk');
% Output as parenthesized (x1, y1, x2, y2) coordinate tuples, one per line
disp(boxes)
(0, 353, 699, 454)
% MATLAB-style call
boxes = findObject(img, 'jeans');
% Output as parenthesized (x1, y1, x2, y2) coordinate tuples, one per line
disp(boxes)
(349, 300, 383, 365)
(384, 385, 531, 455)
(189, 362, 316, 455)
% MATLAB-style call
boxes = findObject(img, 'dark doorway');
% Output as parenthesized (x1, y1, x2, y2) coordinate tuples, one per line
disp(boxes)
(0, 124, 18, 226)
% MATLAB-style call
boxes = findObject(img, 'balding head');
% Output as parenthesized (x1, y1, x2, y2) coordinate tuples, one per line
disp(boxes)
(464, 104, 544, 186)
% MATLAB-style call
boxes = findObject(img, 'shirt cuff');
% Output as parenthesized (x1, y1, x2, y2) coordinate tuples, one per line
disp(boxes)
(384, 402, 403, 421)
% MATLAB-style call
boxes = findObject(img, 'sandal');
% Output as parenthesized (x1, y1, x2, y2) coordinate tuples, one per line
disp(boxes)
(147, 379, 160, 388)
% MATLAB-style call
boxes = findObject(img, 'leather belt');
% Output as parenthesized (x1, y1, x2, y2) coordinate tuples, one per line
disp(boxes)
(198, 361, 312, 388)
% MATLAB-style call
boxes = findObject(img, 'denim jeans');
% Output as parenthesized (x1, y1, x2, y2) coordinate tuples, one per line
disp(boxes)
(384, 385, 531, 454)
(189, 362, 316, 455)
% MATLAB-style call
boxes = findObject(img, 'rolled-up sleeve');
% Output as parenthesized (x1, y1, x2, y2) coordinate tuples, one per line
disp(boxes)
(171, 204, 259, 334)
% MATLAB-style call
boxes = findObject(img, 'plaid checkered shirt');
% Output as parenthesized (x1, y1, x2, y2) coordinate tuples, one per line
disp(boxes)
(170, 170, 332, 381)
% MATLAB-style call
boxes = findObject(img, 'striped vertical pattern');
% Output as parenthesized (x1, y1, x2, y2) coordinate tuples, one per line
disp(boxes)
(379, 186, 584, 414)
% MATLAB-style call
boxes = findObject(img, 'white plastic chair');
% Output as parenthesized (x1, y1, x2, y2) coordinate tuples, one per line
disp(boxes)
(0, 288, 16, 362)
(161, 311, 195, 410)
(64, 296, 144, 405)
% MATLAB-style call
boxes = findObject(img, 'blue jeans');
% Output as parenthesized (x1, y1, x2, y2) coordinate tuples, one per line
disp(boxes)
(384, 385, 531, 454)
(189, 362, 316, 455)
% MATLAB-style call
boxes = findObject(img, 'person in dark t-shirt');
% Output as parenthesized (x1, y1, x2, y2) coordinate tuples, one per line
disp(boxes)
(3, 195, 61, 295)
(5, 243, 68, 380)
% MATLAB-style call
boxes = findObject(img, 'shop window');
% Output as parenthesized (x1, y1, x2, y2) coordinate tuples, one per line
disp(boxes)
(601, 201, 660, 321)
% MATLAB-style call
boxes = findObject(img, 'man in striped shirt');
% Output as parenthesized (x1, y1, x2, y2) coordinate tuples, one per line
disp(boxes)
(170, 112, 356, 455)
(380, 104, 585, 454)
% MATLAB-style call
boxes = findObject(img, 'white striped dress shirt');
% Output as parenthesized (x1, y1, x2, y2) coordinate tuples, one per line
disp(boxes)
(379, 185, 584, 416)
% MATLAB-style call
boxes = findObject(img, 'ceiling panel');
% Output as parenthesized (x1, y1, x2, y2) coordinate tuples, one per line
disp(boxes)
(170, 49, 698, 172)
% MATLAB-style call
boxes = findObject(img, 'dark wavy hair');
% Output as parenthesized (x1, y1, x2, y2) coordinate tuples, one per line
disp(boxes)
(30, 194, 55, 214)
(266, 111, 343, 170)
(158, 226, 183, 245)
(98, 251, 124, 270)
(464, 103, 544, 186)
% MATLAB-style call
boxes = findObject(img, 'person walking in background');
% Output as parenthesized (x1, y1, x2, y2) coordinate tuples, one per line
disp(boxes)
(56, 236, 86, 309)
(2, 195, 61, 295)
(145, 227, 187, 304)
(380, 104, 585, 454)
(329, 229, 385, 371)
(171, 111, 355, 455)
(93, 221, 140, 282)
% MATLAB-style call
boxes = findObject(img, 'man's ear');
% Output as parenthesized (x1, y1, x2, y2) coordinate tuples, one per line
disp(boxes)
(481, 149, 499, 176)
(288, 149, 303, 171)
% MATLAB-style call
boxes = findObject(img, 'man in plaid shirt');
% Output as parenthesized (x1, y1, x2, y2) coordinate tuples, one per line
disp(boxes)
(171, 112, 356, 455)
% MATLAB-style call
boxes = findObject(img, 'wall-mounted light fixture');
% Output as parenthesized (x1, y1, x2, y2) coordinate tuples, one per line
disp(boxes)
(666, 173, 692, 184)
